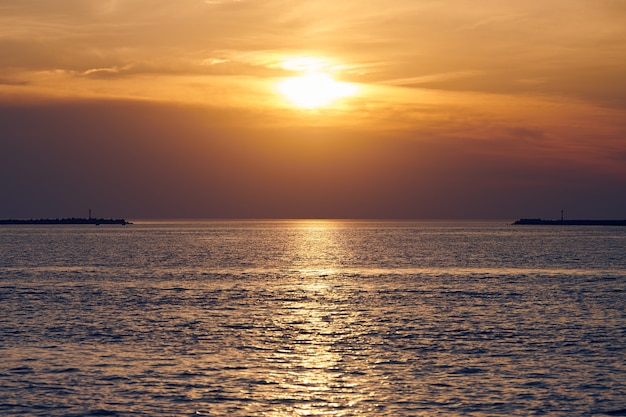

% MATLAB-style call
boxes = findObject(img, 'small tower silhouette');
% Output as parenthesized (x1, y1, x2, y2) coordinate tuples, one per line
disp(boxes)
(561, 210, 564, 221)
(89, 209, 92, 220)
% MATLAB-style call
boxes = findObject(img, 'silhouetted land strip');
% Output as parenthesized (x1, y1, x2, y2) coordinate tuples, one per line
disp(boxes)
(514, 218, 626, 226)
(0, 218, 131, 225)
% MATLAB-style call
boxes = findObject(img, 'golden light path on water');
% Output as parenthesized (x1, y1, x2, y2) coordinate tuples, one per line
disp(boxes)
(260, 221, 369, 416)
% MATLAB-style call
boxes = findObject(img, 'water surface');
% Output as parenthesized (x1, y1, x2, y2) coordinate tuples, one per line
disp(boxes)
(1, 220, 625, 416)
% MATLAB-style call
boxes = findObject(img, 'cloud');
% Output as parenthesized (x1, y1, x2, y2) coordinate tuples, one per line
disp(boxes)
(204, 0, 242, 4)
(81, 65, 132, 78)
(462, 14, 527, 31)
(2, 0, 624, 105)
(381, 72, 480, 87)
(0, 78, 28, 86)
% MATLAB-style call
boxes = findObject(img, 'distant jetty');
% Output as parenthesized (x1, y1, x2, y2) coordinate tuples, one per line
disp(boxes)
(513, 218, 626, 226)
(0, 217, 131, 225)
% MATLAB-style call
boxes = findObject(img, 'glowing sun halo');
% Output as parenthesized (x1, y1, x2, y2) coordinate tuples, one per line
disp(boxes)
(277, 71, 357, 109)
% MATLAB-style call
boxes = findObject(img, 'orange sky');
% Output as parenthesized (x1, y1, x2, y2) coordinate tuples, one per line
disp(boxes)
(1, 0, 625, 219)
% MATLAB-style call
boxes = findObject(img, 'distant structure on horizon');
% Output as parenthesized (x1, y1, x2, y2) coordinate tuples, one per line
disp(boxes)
(0, 209, 131, 225)
(513, 218, 626, 226)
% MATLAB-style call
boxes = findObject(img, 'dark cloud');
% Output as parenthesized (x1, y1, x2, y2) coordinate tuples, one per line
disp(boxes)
(1, 97, 624, 220)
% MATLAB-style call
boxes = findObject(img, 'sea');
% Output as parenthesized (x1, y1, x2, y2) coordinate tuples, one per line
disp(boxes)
(1, 220, 625, 416)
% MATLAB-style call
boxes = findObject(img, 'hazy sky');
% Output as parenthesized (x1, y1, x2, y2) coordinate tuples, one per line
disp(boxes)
(1, 0, 625, 219)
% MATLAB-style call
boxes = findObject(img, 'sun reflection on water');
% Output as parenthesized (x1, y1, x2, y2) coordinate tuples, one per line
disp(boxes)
(258, 221, 374, 415)
(287, 220, 347, 273)
(263, 298, 368, 415)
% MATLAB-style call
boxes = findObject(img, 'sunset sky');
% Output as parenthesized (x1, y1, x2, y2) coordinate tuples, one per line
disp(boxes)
(1, 0, 625, 219)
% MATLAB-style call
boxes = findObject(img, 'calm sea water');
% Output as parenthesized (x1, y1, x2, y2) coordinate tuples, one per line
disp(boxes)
(1, 220, 625, 416)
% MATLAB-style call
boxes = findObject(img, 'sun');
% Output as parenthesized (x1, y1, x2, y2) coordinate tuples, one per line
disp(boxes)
(276, 60, 358, 109)
(278, 72, 357, 109)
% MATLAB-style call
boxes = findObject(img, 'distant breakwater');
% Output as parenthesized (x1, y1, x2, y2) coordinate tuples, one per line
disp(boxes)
(0, 218, 131, 225)
(514, 218, 626, 226)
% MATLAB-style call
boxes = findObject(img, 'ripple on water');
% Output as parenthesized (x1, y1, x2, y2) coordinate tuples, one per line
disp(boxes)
(1, 222, 626, 416)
